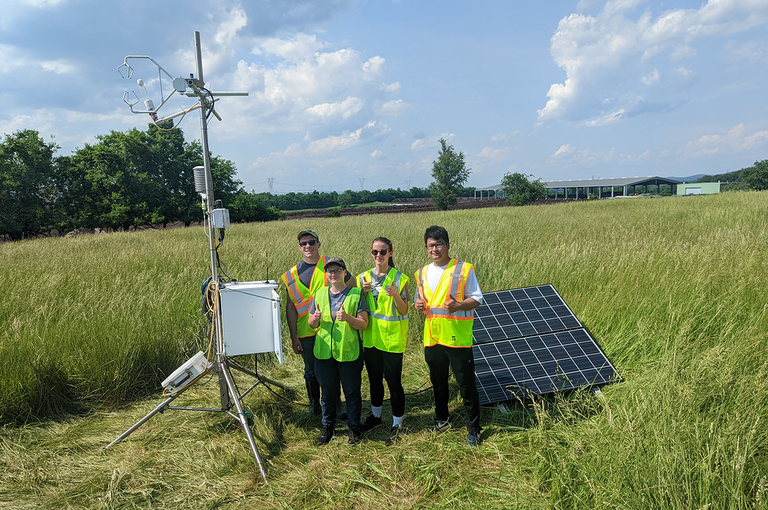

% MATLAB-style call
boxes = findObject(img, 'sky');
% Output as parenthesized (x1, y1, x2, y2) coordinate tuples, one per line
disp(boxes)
(2, 0, 768, 194)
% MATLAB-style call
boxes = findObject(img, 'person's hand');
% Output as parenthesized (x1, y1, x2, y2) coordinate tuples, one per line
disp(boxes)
(361, 279, 372, 294)
(291, 337, 303, 354)
(336, 304, 348, 322)
(415, 291, 426, 313)
(444, 294, 461, 313)
(312, 306, 322, 323)
(384, 284, 398, 297)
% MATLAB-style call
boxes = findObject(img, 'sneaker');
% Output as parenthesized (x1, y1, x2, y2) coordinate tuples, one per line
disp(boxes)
(466, 432, 481, 446)
(348, 428, 362, 445)
(316, 426, 334, 446)
(385, 425, 401, 446)
(433, 418, 451, 433)
(359, 414, 383, 432)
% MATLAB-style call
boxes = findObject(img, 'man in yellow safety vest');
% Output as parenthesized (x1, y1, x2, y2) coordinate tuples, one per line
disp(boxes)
(414, 225, 484, 446)
(281, 229, 350, 417)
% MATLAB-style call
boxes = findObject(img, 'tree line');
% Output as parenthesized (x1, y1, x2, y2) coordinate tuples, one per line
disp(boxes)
(0, 126, 480, 240)
(0, 125, 284, 240)
(697, 160, 768, 191)
(252, 185, 475, 212)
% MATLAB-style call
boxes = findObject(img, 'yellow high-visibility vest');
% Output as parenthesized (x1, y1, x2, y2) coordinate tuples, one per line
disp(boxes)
(414, 259, 475, 348)
(281, 256, 328, 338)
(313, 287, 363, 362)
(357, 268, 409, 353)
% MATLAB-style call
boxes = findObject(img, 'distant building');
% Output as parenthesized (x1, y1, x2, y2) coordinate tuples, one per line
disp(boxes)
(676, 182, 721, 196)
(474, 176, 683, 200)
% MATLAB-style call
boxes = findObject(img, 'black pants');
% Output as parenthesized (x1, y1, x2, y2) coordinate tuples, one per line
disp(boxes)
(315, 355, 363, 430)
(364, 347, 405, 418)
(424, 344, 481, 434)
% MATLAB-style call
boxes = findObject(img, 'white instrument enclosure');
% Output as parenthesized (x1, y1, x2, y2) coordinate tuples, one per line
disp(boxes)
(218, 281, 283, 363)
(162, 351, 208, 392)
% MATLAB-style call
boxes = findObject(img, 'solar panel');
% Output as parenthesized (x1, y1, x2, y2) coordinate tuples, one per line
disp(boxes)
(472, 284, 619, 405)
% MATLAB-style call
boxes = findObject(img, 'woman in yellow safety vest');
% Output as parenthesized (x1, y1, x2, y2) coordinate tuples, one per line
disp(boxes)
(308, 258, 369, 446)
(357, 237, 410, 445)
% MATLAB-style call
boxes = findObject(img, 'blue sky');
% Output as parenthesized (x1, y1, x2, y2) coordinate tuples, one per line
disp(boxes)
(2, 0, 768, 194)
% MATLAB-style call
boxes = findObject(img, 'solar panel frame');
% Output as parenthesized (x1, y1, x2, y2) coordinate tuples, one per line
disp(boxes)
(471, 284, 620, 405)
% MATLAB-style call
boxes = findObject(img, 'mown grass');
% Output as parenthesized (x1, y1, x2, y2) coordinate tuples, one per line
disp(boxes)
(1, 191, 767, 508)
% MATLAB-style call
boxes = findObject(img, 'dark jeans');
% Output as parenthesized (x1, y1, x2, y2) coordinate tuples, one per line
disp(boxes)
(364, 347, 405, 418)
(424, 344, 481, 434)
(299, 335, 317, 382)
(315, 355, 363, 430)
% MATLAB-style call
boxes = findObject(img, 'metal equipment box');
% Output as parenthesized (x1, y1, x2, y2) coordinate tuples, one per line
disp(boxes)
(218, 281, 283, 363)
(162, 351, 208, 392)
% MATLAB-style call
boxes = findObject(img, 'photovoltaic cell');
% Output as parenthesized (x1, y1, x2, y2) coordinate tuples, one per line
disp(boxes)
(471, 284, 620, 405)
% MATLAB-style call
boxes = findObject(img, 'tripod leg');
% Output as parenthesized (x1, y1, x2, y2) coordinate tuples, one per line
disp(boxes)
(100, 392, 180, 451)
(219, 359, 269, 484)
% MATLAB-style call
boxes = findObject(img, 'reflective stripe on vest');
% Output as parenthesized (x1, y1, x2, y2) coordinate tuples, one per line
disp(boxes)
(281, 256, 328, 338)
(414, 259, 475, 348)
(358, 268, 409, 352)
(313, 287, 362, 361)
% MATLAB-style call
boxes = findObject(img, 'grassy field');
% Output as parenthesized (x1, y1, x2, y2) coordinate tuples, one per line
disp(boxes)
(1, 192, 767, 508)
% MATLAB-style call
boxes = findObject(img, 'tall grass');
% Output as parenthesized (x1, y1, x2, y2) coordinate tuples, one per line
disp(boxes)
(1, 191, 767, 508)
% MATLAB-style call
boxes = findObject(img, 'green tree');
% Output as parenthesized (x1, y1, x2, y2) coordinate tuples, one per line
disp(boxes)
(0, 130, 60, 239)
(429, 138, 471, 210)
(228, 192, 283, 222)
(741, 160, 768, 191)
(500, 172, 547, 206)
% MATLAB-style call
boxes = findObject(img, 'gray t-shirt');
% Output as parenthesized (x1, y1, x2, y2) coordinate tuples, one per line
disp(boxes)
(368, 271, 409, 302)
(297, 259, 351, 288)
(310, 287, 369, 316)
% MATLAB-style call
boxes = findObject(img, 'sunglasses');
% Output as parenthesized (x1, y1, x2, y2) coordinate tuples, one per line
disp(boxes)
(371, 249, 389, 256)
(299, 239, 318, 247)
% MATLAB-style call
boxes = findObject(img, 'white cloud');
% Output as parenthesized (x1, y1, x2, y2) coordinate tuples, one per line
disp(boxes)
(370, 149, 385, 159)
(376, 99, 414, 116)
(307, 96, 365, 120)
(553, 144, 577, 158)
(381, 81, 401, 94)
(18, 0, 66, 6)
(538, 0, 768, 123)
(411, 133, 454, 151)
(584, 109, 625, 126)
(0, 110, 56, 134)
(307, 121, 391, 154)
(642, 69, 660, 85)
(362, 56, 386, 78)
(258, 33, 325, 62)
(213, 34, 402, 142)
(39, 59, 76, 74)
(215, 8, 248, 46)
(477, 146, 509, 159)
(685, 123, 768, 157)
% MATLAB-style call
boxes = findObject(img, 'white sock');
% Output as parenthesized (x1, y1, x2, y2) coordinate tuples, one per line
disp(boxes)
(371, 406, 382, 418)
(392, 415, 403, 428)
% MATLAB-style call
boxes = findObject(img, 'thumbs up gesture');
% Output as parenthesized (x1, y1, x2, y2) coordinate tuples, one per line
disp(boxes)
(384, 283, 398, 297)
(361, 278, 372, 294)
(312, 305, 322, 323)
(444, 294, 461, 313)
(336, 304, 348, 321)
(415, 290, 426, 313)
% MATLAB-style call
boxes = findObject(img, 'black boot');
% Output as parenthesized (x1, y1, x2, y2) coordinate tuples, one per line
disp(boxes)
(307, 379, 321, 416)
